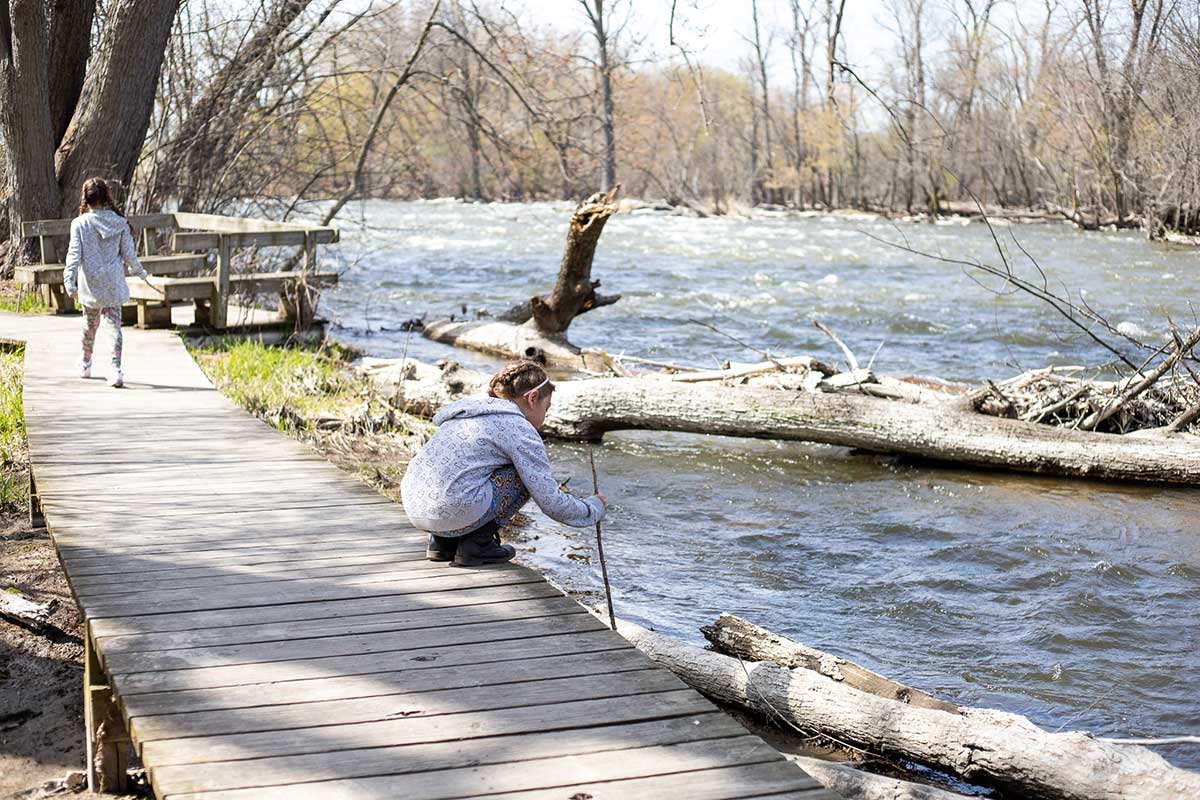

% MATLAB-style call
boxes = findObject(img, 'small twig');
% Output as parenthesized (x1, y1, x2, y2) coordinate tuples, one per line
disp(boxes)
(813, 320, 859, 372)
(687, 318, 780, 367)
(589, 448, 616, 632)
(1097, 736, 1200, 746)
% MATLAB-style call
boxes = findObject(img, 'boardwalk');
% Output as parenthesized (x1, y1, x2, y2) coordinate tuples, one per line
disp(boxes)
(2, 312, 835, 799)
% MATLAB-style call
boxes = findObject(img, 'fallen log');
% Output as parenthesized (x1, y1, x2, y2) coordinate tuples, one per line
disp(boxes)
(368, 357, 1200, 485)
(0, 588, 56, 631)
(423, 189, 623, 372)
(702, 614, 959, 713)
(422, 318, 609, 372)
(614, 617, 1200, 800)
(785, 755, 972, 800)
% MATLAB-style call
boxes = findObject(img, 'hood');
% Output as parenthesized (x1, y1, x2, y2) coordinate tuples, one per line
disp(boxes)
(432, 397, 525, 426)
(88, 209, 129, 239)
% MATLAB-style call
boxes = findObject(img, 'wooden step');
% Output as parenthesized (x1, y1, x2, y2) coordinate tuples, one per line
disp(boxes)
(15, 255, 211, 287)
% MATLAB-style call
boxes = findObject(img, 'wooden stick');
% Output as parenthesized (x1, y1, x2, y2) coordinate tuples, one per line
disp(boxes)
(588, 447, 616, 632)
(1098, 736, 1200, 746)
(813, 320, 860, 372)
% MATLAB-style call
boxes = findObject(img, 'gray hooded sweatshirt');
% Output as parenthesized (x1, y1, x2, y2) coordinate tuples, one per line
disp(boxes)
(401, 397, 605, 533)
(63, 210, 148, 309)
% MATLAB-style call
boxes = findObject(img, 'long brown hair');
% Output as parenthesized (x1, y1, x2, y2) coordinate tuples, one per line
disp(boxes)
(487, 360, 554, 400)
(77, 177, 125, 218)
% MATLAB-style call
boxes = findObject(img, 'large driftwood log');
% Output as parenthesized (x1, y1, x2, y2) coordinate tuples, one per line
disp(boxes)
(367, 357, 1200, 485)
(786, 755, 972, 800)
(422, 189, 622, 371)
(614, 618, 1200, 800)
(702, 614, 959, 713)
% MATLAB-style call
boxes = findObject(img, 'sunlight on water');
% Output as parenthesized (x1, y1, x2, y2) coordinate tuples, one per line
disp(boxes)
(322, 201, 1200, 768)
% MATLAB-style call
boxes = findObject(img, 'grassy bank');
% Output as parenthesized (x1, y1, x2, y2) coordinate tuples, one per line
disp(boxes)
(190, 338, 430, 494)
(0, 346, 28, 510)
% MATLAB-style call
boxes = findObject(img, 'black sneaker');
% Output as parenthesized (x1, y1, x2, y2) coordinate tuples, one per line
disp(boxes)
(426, 533, 459, 562)
(454, 522, 516, 567)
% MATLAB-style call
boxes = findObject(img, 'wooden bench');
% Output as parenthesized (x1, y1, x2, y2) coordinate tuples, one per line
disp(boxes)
(17, 213, 339, 330)
(128, 270, 340, 328)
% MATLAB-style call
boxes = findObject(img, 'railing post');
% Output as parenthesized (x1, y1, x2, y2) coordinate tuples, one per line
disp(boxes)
(84, 631, 130, 793)
(214, 233, 231, 329)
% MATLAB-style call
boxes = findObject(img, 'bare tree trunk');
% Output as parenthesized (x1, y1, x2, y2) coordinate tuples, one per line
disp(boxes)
(580, 0, 617, 192)
(527, 187, 622, 334)
(0, 0, 64, 265)
(55, 0, 180, 217)
(751, 0, 774, 204)
(47, 0, 95, 146)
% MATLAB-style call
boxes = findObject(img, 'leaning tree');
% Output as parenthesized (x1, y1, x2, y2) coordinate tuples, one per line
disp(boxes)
(0, 0, 178, 269)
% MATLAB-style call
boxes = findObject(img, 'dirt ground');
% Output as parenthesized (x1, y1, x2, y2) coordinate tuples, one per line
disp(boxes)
(0, 508, 86, 797)
(0, 511, 147, 799)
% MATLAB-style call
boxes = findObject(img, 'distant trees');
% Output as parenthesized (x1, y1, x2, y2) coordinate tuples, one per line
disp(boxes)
(4, 0, 1199, 254)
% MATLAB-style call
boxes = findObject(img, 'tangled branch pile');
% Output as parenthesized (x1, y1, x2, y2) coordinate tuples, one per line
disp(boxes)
(973, 328, 1200, 435)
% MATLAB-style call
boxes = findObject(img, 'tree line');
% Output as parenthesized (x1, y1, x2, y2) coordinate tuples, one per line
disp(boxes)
(2, 0, 1198, 271)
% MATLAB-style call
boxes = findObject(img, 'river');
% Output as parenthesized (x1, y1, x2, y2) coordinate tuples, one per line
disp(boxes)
(321, 200, 1200, 771)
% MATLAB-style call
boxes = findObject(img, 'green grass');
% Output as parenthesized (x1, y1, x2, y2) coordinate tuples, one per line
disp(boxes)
(0, 346, 29, 511)
(0, 291, 49, 315)
(190, 338, 394, 435)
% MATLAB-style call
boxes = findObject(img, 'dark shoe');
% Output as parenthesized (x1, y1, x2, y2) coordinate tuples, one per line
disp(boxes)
(426, 533, 459, 562)
(454, 522, 516, 567)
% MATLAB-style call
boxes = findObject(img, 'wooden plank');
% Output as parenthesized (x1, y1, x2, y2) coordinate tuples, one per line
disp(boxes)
(102, 612, 599, 674)
(120, 647, 654, 717)
(151, 713, 744, 796)
(73, 552, 438, 597)
(14, 255, 209, 287)
(57, 533, 425, 567)
(467, 760, 836, 800)
(140, 690, 715, 767)
(100, 591, 573, 656)
(131, 668, 684, 743)
(67, 543, 428, 581)
(100, 596, 581, 659)
(88, 577, 551, 639)
(113, 629, 625, 694)
(128, 276, 213, 303)
(229, 270, 339, 295)
(173, 212, 339, 242)
(158, 735, 784, 800)
(76, 560, 482, 610)
(22, 213, 176, 238)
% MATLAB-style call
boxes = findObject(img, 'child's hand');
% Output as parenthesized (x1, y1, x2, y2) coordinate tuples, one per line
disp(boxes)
(596, 493, 607, 508)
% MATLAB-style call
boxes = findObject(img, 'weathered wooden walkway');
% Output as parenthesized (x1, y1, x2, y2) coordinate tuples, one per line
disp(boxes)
(2, 312, 834, 799)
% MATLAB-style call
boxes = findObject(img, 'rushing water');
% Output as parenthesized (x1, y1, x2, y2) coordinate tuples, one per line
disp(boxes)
(321, 200, 1200, 770)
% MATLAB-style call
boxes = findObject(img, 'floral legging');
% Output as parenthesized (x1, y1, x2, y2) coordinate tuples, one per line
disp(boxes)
(81, 306, 123, 368)
(441, 466, 531, 537)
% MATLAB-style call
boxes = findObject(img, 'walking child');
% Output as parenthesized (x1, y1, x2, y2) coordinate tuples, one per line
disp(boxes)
(63, 178, 149, 387)
(401, 360, 607, 566)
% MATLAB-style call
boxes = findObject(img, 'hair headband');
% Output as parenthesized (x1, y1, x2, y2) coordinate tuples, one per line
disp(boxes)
(523, 377, 550, 397)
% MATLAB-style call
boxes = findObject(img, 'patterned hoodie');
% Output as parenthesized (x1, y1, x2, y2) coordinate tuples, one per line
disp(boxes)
(63, 210, 148, 308)
(401, 397, 606, 533)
